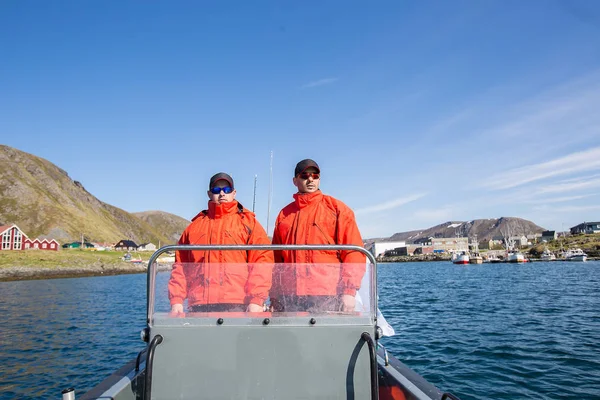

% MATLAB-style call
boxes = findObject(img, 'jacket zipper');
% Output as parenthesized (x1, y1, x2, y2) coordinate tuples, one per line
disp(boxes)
(313, 222, 334, 245)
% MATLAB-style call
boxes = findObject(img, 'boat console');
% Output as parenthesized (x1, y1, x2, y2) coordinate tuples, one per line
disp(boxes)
(76, 245, 461, 400)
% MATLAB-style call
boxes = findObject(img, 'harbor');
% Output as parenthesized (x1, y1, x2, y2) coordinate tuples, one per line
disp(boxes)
(2, 259, 599, 400)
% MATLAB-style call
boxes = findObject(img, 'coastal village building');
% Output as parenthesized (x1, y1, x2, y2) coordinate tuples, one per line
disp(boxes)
(541, 230, 557, 242)
(367, 241, 406, 258)
(1, 224, 60, 251)
(24, 238, 59, 251)
(527, 233, 542, 244)
(570, 222, 600, 235)
(62, 242, 94, 249)
(384, 247, 408, 256)
(138, 243, 157, 252)
(509, 235, 528, 247)
(115, 240, 138, 251)
(431, 237, 468, 253)
(413, 237, 433, 246)
(1, 224, 27, 250)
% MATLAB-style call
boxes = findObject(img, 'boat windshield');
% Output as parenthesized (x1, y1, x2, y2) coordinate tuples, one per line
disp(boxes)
(149, 261, 376, 327)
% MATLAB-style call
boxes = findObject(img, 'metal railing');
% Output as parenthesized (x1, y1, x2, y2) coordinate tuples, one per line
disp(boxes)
(145, 244, 377, 323)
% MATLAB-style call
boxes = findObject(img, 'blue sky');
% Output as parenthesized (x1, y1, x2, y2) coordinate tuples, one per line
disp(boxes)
(2, 1, 600, 238)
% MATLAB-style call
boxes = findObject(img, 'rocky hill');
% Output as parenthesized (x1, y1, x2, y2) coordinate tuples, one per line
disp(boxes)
(383, 217, 546, 243)
(0, 145, 189, 244)
(132, 211, 189, 243)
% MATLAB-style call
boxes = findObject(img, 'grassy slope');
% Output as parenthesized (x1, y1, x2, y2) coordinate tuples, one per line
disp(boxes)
(0, 249, 148, 269)
(525, 233, 600, 257)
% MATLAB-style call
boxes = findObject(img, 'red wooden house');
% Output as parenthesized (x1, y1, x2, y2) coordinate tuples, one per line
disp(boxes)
(0, 224, 28, 250)
(24, 238, 60, 251)
(0, 224, 60, 251)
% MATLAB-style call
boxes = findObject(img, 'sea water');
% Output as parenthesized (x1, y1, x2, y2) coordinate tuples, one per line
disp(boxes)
(1, 261, 599, 399)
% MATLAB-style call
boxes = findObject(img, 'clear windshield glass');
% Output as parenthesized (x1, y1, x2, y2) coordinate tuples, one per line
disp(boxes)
(150, 261, 375, 326)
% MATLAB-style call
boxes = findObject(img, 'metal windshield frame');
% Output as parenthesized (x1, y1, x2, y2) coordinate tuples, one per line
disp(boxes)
(146, 244, 378, 324)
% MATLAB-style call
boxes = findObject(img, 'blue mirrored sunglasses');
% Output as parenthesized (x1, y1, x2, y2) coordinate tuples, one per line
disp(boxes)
(210, 186, 233, 194)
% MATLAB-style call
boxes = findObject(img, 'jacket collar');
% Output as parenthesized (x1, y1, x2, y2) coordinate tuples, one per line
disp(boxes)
(207, 200, 239, 218)
(293, 190, 323, 209)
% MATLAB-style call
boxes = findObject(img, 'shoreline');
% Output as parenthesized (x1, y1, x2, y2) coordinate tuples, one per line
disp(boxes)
(0, 262, 172, 282)
(2, 256, 597, 282)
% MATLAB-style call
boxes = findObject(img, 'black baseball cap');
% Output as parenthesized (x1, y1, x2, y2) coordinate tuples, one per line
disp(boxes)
(294, 159, 320, 176)
(209, 172, 234, 189)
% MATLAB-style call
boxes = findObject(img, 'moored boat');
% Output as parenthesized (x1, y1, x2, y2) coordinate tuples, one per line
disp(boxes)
(507, 251, 527, 263)
(469, 254, 483, 264)
(564, 248, 587, 262)
(485, 253, 502, 263)
(451, 251, 470, 264)
(540, 248, 556, 261)
(73, 244, 462, 400)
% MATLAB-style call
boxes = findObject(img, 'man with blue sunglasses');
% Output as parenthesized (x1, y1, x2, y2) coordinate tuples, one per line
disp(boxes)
(168, 172, 273, 314)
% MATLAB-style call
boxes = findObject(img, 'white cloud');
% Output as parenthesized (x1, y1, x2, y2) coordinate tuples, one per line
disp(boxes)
(354, 193, 425, 215)
(521, 194, 594, 204)
(482, 147, 600, 190)
(537, 176, 600, 194)
(301, 77, 338, 89)
(532, 204, 600, 212)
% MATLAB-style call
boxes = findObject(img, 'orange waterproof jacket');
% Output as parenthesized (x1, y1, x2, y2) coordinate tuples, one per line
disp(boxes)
(168, 200, 273, 307)
(271, 190, 366, 298)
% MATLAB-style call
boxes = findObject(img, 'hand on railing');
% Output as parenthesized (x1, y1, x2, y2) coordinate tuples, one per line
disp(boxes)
(170, 303, 184, 317)
(340, 294, 356, 312)
(247, 304, 264, 312)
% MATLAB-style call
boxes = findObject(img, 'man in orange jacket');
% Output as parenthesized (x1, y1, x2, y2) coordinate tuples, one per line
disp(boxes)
(270, 159, 366, 312)
(168, 172, 273, 313)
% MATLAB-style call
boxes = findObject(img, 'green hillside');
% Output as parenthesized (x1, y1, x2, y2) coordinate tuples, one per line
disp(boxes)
(0, 145, 189, 244)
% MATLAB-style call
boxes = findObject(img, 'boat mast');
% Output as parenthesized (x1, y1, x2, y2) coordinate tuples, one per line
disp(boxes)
(252, 174, 257, 213)
(266, 151, 273, 234)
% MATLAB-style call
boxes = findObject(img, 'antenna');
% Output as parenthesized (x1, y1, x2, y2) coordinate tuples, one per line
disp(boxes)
(266, 151, 273, 234)
(252, 174, 257, 213)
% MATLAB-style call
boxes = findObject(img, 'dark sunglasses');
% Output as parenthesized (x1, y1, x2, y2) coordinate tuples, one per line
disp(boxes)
(210, 186, 233, 194)
(298, 172, 320, 180)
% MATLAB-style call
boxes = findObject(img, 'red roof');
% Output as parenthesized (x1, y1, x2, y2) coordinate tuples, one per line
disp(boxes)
(0, 224, 29, 238)
(0, 224, 15, 235)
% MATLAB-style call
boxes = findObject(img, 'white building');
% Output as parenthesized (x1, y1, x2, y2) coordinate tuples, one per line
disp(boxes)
(138, 242, 157, 252)
(368, 241, 406, 258)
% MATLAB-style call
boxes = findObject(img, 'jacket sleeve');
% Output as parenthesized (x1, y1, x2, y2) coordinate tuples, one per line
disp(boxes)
(246, 218, 274, 305)
(269, 212, 284, 300)
(168, 230, 191, 306)
(336, 206, 366, 296)
(271, 212, 285, 263)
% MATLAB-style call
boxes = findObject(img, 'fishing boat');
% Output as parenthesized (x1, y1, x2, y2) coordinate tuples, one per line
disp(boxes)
(451, 250, 470, 264)
(469, 254, 483, 264)
(564, 248, 587, 262)
(469, 238, 483, 264)
(72, 244, 462, 400)
(485, 253, 502, 263)
(540, 248, 556, 261)
(507, 250, 527, 263)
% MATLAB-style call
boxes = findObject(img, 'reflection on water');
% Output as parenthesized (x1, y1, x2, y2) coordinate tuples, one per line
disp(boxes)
(1, 263, 599, 399)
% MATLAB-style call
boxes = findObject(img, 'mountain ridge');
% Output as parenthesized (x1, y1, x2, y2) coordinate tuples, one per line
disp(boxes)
(0, 145, 189, 244)
(1, 145, 547, 247)
(366, 217, 546, 244)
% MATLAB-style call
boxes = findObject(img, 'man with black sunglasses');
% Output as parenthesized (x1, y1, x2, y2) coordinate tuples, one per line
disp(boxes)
(270, 159, 366, 313)
(168, 172, 273, 314)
